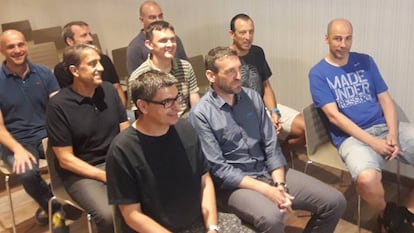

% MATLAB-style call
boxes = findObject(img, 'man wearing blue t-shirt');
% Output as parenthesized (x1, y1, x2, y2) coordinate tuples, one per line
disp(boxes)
(309, 18, 414, 232)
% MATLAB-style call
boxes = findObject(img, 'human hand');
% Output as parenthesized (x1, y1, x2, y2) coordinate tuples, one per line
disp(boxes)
(369, 137, 399, 160)
(265, 185, 294, 213)
(271, 113, 283, 135)
(13, 147, 36, 174)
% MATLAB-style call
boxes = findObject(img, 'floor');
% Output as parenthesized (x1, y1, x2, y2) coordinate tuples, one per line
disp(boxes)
(0, 153, 411, 233)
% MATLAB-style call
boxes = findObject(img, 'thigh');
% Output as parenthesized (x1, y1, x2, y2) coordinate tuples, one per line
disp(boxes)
(278, 104, 300, 139)
(397, 122, 414, 164)
(287, 169, 345, 212)
(339, 136, 385, 179)
(226, 188, 284, 232)
(64, 175, 110, 217)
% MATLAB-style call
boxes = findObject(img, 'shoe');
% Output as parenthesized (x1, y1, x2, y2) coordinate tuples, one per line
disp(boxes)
(62, 203, 83, 221)
(383, 202, 414, 233)
(52, 211, 69, 233)
(34, 207, 48, 226)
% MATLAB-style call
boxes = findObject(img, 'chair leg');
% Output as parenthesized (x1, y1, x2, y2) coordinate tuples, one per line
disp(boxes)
(304, 160, 313, 173)
(357, 195, 361, 233)
(5, 175, 17, 233)
(289, 151, 295, 169)
(87, 213, 93, 233)
(397, 160, 401, 203)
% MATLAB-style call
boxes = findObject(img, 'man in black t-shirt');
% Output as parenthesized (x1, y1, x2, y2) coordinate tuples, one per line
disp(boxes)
(229, 14, 305, 156)
(106, 70, 227, 233)
(47, 44, 129, 233)
(54, 21, 127, 107)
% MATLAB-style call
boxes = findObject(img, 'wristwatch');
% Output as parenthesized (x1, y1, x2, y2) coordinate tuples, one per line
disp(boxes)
(268, 107, 281, 118)
(207, 224, 220, 232)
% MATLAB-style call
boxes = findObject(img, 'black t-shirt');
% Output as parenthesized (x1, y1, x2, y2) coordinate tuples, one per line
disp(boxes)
(240, 45, 272, 97)
(47, 82, 127, 177)
(53, 54, 120, 88)
(106, 120, 209, 232)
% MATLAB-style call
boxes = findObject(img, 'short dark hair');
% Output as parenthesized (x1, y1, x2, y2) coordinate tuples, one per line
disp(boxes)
(130, 70, 177, 109)
(205, 46, 238, 74)
(62, 43, 101, 77)
(62, 21, 89, 45)
(144, 20, 175, 41)
(230, 13, 252, 32)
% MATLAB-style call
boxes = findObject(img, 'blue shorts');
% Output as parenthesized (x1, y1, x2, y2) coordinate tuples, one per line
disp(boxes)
(339, 122, 414, 179)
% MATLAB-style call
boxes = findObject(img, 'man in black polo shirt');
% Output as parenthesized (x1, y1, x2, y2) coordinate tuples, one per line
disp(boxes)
(47, 44, 129, 233)
(54, 21, 127, 107)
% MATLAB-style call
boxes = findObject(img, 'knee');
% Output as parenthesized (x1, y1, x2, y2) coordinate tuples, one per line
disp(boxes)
(357, 169, 381, 189)
(93, 207, 114, 233)
(252, 210, 284, 233)
(17, 168, 41, 184)
(323, 190, 347, 217)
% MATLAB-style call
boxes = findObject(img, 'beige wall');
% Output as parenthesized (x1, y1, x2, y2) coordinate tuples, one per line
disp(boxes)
(1, 0, 413, 173)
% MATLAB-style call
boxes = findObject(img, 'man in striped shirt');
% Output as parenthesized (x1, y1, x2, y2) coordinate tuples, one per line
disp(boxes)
(128, 21, 200, 118)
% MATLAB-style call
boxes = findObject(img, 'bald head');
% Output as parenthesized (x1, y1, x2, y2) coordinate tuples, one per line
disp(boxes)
(139, 1, 164, 29)
(327, 18, 353, 36)
(0, 29, 26, 49)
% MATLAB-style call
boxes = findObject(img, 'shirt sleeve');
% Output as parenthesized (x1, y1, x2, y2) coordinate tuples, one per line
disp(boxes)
(189, 108, 247, 190)
(187, 62, 199, 94)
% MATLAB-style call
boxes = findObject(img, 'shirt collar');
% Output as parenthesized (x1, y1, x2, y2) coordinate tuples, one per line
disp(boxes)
(206, 87, 243, 109)
(1, 61, 35, 79)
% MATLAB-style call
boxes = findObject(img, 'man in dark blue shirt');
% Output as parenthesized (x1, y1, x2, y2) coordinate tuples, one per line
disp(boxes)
(190, 47, 346, 233)
(0, 29, 59, 225)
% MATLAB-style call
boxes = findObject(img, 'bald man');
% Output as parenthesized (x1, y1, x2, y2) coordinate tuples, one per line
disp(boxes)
(126, 0, 187, 75)
(0, 30, 59, 225)
(309, 18, 414, 232)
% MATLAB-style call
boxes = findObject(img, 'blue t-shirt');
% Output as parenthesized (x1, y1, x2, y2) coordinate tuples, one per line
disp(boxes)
(0, 61, 59, 143)
(309, 52, 388, 147)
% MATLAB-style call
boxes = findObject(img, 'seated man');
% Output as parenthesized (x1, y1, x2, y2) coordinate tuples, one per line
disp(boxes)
(189, 46, 346, 233)
(309, 18, 414, 232)
(54, 21, 126, 107)
(126, 0, 187, 75)
(128, 20, 199, 118)
(107, 70, 243, 233)
(229, 14, 305, 155)
(0, 29, 59, 225)
(47, 44, 129, 233)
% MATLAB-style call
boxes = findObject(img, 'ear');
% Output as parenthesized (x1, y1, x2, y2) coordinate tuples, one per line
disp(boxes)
(145, 40, 153, 50)
(139, 16, 144, 24)
(136, 99, 149, 114)
(324, 34, 329, 44)
(66, 37, 75, 46)
(205, 70, 216, 83)
(229, 30, 235, 39)
(68, 65, 79, 77)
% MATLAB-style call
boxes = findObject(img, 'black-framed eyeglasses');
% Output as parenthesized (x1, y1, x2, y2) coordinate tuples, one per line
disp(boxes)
(143, 93, 183, 108)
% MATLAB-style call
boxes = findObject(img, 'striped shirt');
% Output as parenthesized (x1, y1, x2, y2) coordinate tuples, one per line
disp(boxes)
(128, 57, 199, 117)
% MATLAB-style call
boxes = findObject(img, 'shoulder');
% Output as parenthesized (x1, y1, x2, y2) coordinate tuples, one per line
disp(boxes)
(100, 54, 112, 63)
(130, 59, 152, 79)
(29, 62, 53, 74)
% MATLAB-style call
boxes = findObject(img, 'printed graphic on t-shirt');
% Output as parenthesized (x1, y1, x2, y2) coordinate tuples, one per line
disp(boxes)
(241, 64, 263, 96)
(327, 69, 373, 109)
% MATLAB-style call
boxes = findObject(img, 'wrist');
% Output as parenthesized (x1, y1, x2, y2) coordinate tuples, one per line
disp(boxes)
(207, 224, 220, 232)
(272, 181, 289, 192)
(268, 107, 281, 118)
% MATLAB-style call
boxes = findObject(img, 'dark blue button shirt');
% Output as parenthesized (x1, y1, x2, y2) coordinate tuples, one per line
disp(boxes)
(189, 87, 286, 190)
(0, 61, 59, 143)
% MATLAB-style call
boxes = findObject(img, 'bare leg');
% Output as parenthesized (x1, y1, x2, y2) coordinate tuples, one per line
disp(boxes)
(356, 169, 386, 215)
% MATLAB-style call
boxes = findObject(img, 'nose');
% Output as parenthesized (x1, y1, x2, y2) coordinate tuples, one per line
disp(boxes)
(97, 61, 104, 72)
(235, 69, 242, 80)
(87, 34, 94, 43)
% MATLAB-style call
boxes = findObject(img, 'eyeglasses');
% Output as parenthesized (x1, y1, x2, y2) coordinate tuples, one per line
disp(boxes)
(144, 93, 183, 108)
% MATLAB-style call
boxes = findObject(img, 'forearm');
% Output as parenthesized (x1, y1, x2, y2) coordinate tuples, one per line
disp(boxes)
(200, 173, 218, 228)
(53, 147, 107, 182)
(378, 92, 398, 137)
(262, 80, 278, 109)
(0, 128, 25, 153)
(120, 204, 171, 233)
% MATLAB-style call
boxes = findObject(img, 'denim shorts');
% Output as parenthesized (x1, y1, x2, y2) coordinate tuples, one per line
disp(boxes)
(339, 122, 414, 179)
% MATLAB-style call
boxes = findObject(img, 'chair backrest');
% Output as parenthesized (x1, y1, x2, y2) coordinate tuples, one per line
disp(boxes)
(111, 47, 128, 85)
(28, 42, 60, 71)
(41, 138, 79, 205)
(188, 54, 210, 94)
(32, 26, 66, 50)
(303, 104, 348, 171)
(2, 20, 32, 41)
